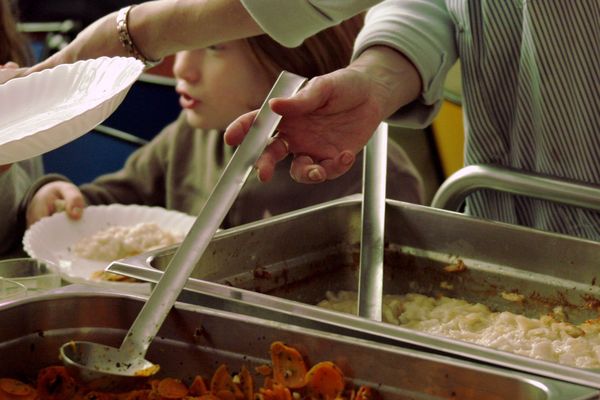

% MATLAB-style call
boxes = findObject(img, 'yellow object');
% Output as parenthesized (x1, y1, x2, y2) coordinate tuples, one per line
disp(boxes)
(432, 62, 465, 177)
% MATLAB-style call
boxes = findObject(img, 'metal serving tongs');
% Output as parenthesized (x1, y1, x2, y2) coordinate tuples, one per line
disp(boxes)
(357, 123, 388, 321)
(59, 71, 307, 389)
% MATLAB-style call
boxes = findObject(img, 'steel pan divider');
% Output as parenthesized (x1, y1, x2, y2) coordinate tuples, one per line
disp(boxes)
(357, 123, 387, 321)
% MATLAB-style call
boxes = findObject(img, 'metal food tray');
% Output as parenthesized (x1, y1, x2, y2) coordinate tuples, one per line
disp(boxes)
(0, 288, 597, 400)
(108, 195, 600, 388)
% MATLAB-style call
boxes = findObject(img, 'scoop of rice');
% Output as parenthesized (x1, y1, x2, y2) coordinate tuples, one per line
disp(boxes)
(72, 222, 183, 261)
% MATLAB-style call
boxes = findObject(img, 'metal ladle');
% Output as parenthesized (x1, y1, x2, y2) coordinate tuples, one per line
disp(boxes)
(59, 71, 307, 390)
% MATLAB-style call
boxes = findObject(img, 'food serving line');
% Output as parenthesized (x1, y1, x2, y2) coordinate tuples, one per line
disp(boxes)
(109, 126, 600, 392)
(3, 189, 600, 399)
(2, 68, 600, 398)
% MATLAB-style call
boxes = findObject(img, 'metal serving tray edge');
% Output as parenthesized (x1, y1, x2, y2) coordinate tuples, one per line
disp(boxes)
(108, 195, 600, 389)
(0, 287, 597, 400)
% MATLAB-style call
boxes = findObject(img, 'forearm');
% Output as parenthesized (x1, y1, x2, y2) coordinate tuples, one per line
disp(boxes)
(241, 0, 380, 47)
(349, 45, 422, 120)
(129, 0, 264, 60)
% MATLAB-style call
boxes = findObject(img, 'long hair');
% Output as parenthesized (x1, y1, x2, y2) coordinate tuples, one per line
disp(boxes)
(245, 14, 364, 81)
(0, 0, 32, 65)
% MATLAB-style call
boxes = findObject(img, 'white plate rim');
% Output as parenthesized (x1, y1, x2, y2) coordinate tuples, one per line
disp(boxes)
(23, 204, 196, 293)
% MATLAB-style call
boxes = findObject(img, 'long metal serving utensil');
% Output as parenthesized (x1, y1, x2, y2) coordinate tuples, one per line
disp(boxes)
(357, 123, 388, 320)
(59, 71, 307, 389)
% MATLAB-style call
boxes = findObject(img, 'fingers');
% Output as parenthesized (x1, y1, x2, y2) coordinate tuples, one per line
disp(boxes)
(290, 156, 326, 184)
(61, 185, 85, 219)
(289, 150, 356, 184)
(224, 110, 259, 146)
(26, 182, 85, 227)
(0, 62, 19, 69)
(0, 68, 26, 84)
(329, 150, 356, 179)
(269, 76, 330, 116)
(255, 135, 290, 182)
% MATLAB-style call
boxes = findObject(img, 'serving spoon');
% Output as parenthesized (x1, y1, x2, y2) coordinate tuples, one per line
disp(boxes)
(59, 71, 307, 390)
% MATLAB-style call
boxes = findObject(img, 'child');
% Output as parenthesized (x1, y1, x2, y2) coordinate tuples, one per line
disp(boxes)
(0, 0, 44, 257)
(24, 15, 423, 229)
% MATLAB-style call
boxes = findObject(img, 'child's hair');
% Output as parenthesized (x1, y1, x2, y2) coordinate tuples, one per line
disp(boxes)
(246, 14, 364, 80)
(0, 0, 32, 65)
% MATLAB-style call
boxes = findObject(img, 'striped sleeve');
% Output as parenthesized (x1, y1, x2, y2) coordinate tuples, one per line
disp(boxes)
(353, 0, 458, 128)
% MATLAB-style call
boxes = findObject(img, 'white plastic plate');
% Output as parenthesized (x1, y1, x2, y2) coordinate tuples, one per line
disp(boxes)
(0, 57, 144, 164)
(23, 204, 196, 293)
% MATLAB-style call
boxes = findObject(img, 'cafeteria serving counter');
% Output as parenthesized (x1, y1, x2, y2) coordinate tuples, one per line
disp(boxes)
(0, 288, 598, 399)
(108, 195, 600, 389)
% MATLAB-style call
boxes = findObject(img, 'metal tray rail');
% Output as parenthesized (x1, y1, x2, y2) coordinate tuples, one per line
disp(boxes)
(108, 196, 600, 388)
(431, 164, 600, 212)
(0, 288, 597, 400)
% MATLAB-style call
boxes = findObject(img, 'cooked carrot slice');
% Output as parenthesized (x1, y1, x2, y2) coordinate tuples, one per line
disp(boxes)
(117, 389, 151, 400)
(353, 386, 378, 400)
(197, 394, 222, 400)
(258, 383, 291, 400)
(37, 366, 77, 400)
(237, 366, 253, 400)
(270, 342, 307, 389)
(79, 391, 118, 400)
(263, 377, 274, 390)
(254, 365, 272, 377)
(156, 377, 188, 399)
(216, 389, 236, 400)
(271, 383, 292, 400)
(210, 365, 243, 400)
(190, 375, 209, 396)
(304, 361, 345, 400)
(0, 378, 36, 398)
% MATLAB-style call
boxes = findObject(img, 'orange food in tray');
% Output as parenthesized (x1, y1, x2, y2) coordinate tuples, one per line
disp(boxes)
(0, 342, 378, 400)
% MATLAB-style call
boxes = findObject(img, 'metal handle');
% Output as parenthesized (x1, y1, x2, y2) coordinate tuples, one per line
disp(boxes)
(431, 164, 600, 212)
(357, 123, 388, 321)
(119, 71, 307, 358)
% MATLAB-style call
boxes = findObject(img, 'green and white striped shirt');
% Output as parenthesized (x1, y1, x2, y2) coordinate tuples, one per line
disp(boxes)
(244, 0, 600, 239)
(361, 0, 600, 240)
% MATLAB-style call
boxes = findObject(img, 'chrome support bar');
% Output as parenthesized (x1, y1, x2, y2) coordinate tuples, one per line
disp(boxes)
(431, 164, 600, 212)
(358, 123, 387, 321)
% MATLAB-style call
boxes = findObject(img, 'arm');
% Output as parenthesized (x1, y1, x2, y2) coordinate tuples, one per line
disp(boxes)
(31, 0, 263, 71)
(355, 0, 457, 127)
(225, 0, 456, 184)
(30, 0, 378, 72)
(225, 45, 422, 183)
(241, 0, 380, 47)
(0, 158, 43, 255)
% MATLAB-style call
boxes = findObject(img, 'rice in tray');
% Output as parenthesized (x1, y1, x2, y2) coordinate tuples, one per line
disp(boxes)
(318, 290, 600, 369)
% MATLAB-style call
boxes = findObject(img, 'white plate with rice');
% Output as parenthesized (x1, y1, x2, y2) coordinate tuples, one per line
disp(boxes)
(23, 204, 196, 294)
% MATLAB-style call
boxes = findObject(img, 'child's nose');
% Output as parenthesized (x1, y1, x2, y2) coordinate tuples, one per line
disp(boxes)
(173, 52, 201, 82)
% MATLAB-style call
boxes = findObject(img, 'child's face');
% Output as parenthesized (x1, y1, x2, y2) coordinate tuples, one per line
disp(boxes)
(173, 40, 273, 131)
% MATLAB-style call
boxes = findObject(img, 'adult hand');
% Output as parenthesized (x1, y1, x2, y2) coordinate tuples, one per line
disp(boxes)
(0, 62, 25, 84)
(224, 46, 422, 183)
(26, 181, 86, 227)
